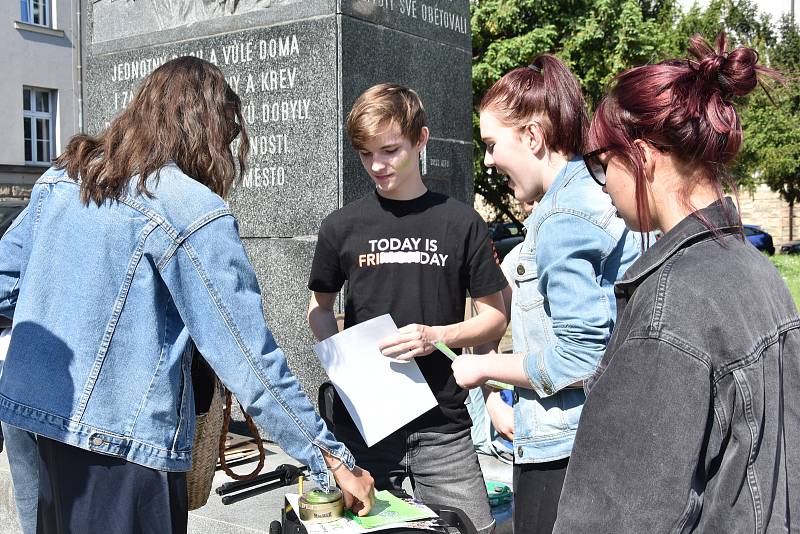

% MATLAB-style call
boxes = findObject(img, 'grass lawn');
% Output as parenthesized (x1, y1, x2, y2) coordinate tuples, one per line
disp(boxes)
(770, 254, 800, 306)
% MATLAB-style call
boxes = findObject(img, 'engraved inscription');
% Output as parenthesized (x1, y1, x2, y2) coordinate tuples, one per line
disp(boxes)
(352, 0, 468, 35)
(98, 30, 331, 192)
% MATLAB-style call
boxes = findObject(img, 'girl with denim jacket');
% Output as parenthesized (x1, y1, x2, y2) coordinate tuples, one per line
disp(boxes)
(0, 57, 374, 533)
(452, 55, 641, 534)
(553, 34, 796, 532)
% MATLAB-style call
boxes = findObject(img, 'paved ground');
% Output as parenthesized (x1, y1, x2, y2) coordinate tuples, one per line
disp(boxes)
(0, 441, 513, 533)
(0, 310, 517, 532)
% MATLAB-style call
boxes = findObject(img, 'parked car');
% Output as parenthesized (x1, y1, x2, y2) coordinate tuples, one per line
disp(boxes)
(489, 221, 525, 261)
(781, 241, 800, 255)
(743, 224, 775, 255)
(0, 199, 28, 235)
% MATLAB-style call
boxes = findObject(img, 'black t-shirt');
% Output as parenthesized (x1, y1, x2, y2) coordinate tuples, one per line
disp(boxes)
(309, 190, 507, 434)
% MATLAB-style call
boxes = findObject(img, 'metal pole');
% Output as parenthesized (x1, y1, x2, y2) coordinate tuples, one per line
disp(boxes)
(221, 479, 287, 505)
(75, 0, 84, 134)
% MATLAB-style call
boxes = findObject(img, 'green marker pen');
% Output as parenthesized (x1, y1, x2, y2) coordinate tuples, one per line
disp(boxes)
(434, 341, 514, 391)
(433, 340, 459, 361)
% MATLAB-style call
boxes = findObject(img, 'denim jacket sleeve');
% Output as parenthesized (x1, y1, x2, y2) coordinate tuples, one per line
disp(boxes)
(526, 211, 615, 396)
(160, 210, 354, 489)
(0, 204, 32, 322)
(554, 337, 711, 532)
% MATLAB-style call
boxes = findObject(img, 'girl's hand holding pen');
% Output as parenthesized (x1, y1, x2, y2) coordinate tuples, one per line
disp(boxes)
(451, 353, 491, 389)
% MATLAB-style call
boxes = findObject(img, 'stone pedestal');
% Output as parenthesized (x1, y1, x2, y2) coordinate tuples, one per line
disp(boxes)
(83, 0, 473, 414)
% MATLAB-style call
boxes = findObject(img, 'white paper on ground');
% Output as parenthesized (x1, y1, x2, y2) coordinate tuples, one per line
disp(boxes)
(313, 314, 437, 447)
(284, 494, 439, 534)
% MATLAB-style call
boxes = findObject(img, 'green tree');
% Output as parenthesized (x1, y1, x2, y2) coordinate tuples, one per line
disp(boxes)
(471, 0, 684, 222)
(560, 0, 678, 107)
(738, 16, 800, 205)
(471, 0, 795, 221)
(470, 0, 571, 223)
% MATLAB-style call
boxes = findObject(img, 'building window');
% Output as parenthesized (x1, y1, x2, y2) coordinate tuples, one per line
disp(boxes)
(23, 88, 55, 165)
(20, 0, 50, 27)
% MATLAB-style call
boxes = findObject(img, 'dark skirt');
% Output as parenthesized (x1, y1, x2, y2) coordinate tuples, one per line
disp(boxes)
(36, 436, 188, 534)
(513, 457, 570, 534)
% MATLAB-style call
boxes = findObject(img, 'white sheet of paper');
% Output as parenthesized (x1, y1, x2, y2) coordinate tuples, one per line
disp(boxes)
(314, 314, 437, 447)
(284, 493, 439, 534)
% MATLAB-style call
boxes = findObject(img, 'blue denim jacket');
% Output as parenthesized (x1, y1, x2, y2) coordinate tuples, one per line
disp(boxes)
(0, 165, 353, 487)
(510, 157, 641, 463)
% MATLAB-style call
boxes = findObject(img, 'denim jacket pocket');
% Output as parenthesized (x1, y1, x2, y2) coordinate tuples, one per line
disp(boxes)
(516, 387, 585, 434)
(512, 253, 543, 310)
(513, 387, 585, 462)
(512, 253, 555, 357)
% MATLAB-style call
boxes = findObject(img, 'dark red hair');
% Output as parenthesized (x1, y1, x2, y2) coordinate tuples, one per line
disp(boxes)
(480, 54, 588, 156)
(589, 32, 782, 233)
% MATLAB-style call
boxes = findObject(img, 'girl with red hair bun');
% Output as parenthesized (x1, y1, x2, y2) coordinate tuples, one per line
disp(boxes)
(554, 33, 798, 532)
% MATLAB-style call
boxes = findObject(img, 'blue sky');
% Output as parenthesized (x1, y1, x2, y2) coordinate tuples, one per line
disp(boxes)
(752, 0, 798, 25)
(681, 0, 799, 25)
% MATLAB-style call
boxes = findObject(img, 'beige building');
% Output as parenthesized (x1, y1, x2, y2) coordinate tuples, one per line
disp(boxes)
(0, 0, 81, 200)
(739, 184, 800, 248)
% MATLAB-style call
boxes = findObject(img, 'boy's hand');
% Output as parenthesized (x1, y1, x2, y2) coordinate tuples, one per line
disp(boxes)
(379, 324, 444, 360)
(451, 353, 489, 389)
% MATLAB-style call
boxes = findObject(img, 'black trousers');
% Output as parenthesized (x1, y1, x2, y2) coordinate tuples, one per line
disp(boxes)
(36, 436, 188, 534)
(513, 457, 570, 534)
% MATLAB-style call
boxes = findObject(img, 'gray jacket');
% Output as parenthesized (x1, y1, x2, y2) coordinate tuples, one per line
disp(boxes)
(555, 198, 799, 533)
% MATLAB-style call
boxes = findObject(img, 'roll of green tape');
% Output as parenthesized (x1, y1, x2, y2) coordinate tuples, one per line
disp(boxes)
(298, 488, 344, 523)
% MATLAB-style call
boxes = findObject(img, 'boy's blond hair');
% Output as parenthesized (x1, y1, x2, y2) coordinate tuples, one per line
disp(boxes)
(346, 83, 428, 150)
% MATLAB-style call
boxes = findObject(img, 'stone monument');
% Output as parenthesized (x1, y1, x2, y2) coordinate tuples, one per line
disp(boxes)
(82, 0, 473, 422)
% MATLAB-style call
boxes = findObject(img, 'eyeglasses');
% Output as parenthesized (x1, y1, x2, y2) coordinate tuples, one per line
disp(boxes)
(583, 139, 671, 187)
(583, 147, 610, 187)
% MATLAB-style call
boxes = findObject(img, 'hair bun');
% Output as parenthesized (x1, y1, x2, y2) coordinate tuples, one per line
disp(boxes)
(688, 32, 759, 99)
(697, 54, 726, 81)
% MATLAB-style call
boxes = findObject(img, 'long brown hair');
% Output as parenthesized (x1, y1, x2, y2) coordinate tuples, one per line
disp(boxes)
(56, 56, 249, 204)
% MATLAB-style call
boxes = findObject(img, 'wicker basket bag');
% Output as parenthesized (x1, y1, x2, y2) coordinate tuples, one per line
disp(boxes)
(187, 376, 225, 510)
(187, 347, 266, 511)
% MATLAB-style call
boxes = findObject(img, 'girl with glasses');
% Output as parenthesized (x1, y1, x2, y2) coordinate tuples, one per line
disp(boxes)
(451, 54, 641, 534)
(553, 33, 796, 532)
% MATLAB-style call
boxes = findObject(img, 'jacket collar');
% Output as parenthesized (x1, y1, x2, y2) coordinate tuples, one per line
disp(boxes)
(617, 197, 741, 292)
(524, 156, 585, 230)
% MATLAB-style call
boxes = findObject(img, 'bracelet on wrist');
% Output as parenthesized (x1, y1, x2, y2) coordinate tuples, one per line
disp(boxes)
(329, 459, 345, 472)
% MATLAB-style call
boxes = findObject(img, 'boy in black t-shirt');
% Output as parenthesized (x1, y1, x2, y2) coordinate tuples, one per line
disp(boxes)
(307, 84, 507, 534)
